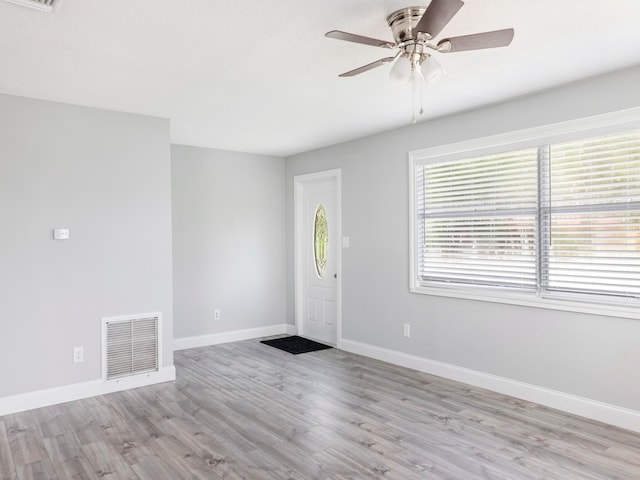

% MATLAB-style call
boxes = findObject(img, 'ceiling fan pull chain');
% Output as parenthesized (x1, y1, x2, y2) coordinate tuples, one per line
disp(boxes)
(411, 70, 417, 124)
(419, 74, 425, 116)
(410, 66, 425, 123)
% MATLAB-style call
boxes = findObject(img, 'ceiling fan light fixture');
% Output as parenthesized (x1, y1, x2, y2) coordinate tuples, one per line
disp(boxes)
(421, 55, 446, 84)
(389, 55, 411, 82)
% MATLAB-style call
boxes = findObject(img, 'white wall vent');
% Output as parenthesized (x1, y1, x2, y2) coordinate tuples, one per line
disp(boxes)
(102, 313, 161, 381)
(4, 0, 63, 13)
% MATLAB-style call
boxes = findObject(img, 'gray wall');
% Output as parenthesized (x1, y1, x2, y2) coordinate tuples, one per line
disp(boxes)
(285, 66, 640, 411)
(0, 94, 173, 397)
(171, 145, 286, 339)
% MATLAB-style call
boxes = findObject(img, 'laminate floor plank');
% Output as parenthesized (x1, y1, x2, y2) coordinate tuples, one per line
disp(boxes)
(2, 338, 640, 479)
(145, 432, 234, 479)
(129, 455, 193, 480)
(0, 420, 17, 480)
(41, 433, 99, 480)
(80, 441, 140, 480)
(15, 459, 59, 480)
(4, 413, 49, 467)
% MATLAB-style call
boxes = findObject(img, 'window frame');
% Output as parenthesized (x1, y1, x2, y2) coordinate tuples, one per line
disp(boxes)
(409, 108, 640, 320)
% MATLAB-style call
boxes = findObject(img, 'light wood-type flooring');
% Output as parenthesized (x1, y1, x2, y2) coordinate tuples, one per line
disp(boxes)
(2, 338, 640, 479)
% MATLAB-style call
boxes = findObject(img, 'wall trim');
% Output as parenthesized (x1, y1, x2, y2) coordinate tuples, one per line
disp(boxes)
(0, 366, 176, 417)
(173, 324, 296, 351)
(340, 339, 640, 434)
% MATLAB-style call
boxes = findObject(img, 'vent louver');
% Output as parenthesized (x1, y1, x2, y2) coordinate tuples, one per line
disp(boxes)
(4, 0, 62, 13)
(103, 313, 160, 381)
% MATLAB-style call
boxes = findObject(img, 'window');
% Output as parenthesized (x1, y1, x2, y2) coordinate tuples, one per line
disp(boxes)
(542, 133, 640, 299)
(411, 120, 640, 315)
(314, 203, 329, 277)
(416, 148, 539, 290)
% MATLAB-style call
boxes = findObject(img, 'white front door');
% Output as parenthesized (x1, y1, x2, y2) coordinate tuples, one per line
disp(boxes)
(295, 170, 340, 345)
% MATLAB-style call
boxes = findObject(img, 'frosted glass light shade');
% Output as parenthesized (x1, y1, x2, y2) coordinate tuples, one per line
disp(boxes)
(389, 56, 411, 82)
(421, 56, 446, 84)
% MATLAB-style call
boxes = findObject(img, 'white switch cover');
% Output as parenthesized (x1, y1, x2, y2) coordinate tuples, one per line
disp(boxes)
(53, 228, 70, 240)
(342, 236, 350, 248)
(73, 346, 83, 363)
(403, 324, 411, 338)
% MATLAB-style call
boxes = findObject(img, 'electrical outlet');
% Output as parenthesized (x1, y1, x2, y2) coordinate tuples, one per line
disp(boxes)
(403, 324, 411, 338)
(73, 346, 84, 363)
(214, 309, 221, 320)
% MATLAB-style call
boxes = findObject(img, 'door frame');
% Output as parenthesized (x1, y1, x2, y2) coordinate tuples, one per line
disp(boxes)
(294, 169, 342, 347)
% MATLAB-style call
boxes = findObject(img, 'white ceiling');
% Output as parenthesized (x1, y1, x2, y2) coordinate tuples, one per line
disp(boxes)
(1, 0, 639, 157)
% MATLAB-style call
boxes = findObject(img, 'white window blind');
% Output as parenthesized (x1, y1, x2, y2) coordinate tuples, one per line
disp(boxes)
(541, 131, 640, 299)
(413, 126, 640, 306)
(417, 148, 539, 289)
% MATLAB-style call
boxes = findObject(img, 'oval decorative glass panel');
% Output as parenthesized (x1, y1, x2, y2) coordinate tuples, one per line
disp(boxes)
(313, 204, 329, 277)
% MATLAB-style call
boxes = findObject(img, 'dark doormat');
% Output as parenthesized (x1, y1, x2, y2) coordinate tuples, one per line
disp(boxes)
(260, 335, 333, 355)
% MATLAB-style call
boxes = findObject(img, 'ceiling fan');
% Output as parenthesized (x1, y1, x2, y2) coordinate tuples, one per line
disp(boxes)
(325, 0, 515, 120)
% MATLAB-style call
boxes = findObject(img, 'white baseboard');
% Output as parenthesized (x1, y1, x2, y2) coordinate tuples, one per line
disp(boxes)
(0, 366, 176, 417)
(13, 332, 632, 435)
(340, 339, 640, 434)
(173, 323, 296, 351)
(0, 324, 299, 418)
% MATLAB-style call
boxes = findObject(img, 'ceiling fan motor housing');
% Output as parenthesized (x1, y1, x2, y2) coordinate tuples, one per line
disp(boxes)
(387, 7, 430, 65)
(387, 7, 427, 43)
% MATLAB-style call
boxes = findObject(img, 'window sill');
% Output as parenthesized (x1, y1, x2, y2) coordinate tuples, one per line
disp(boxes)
(410, 284, 640, 321)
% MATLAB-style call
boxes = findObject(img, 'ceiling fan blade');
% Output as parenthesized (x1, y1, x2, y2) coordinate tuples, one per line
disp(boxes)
(438, 28, 515, 52)
(325, 30, 395, 49)
(338, 57, 395, 77)
(415, 0, 464, 39)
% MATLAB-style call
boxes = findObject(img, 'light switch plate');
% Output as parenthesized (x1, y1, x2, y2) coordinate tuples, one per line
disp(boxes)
(73, 346, 83, 363)
(53, 228, 70, 240)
